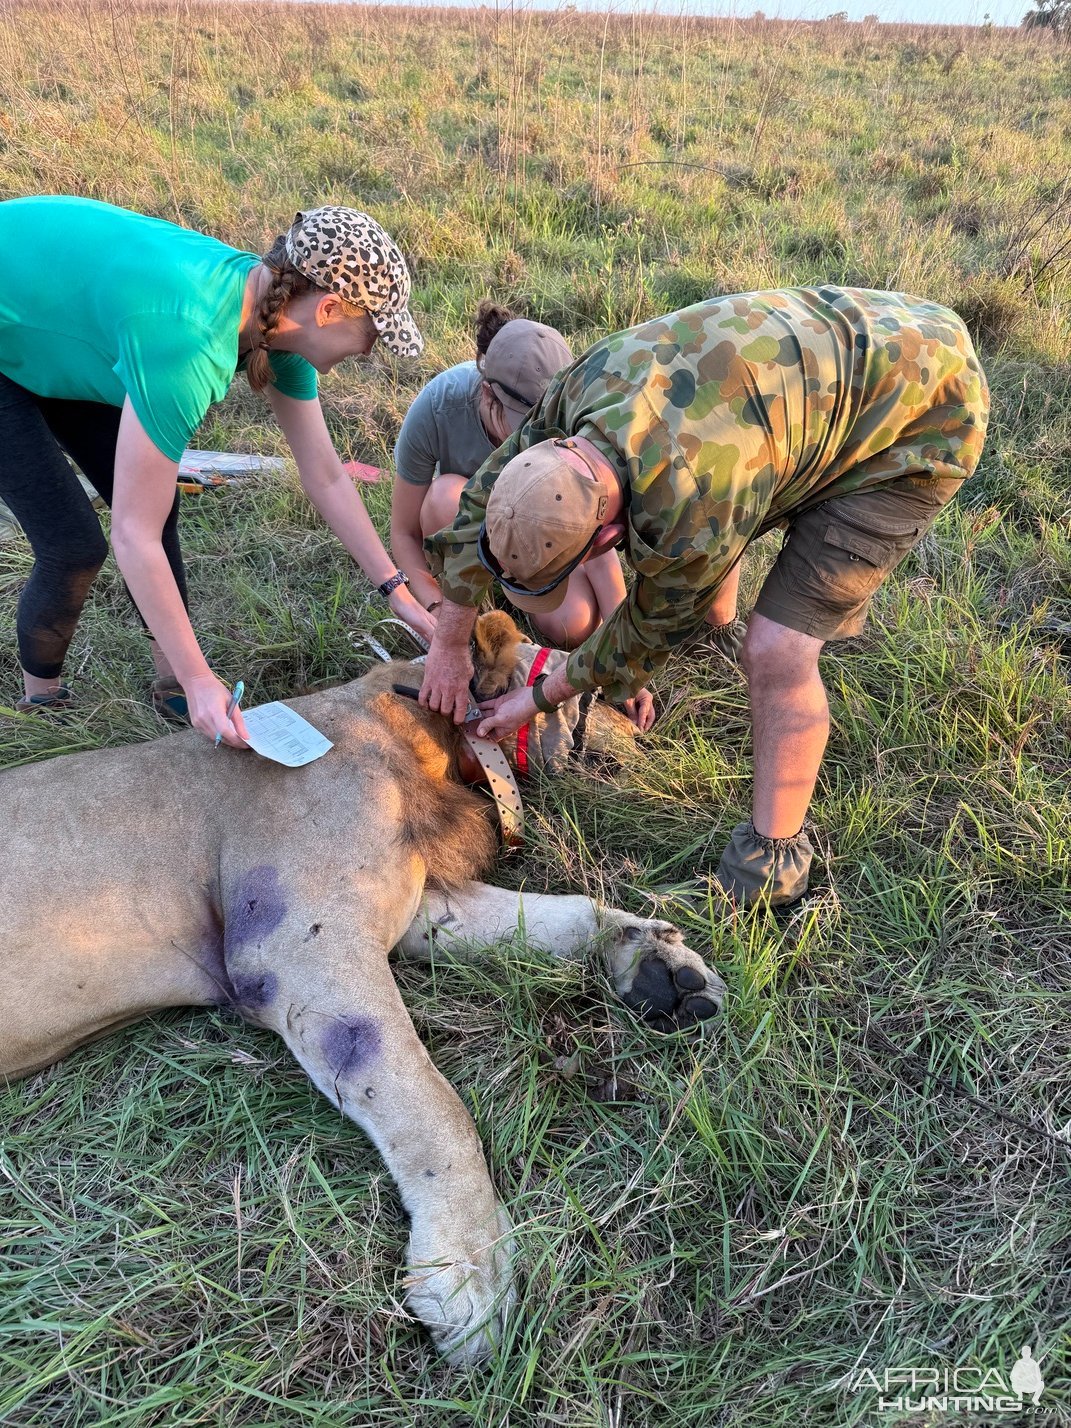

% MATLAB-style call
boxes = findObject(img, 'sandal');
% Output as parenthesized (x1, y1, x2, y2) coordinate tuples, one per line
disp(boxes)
(15, 686, 73, 713)
(151, 678, 188, 721)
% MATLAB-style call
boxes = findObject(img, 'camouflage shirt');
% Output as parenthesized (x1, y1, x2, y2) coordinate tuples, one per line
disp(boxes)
(428, 286, 989, 700)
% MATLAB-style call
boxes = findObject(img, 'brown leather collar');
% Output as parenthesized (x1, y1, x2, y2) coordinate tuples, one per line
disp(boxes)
(388, 681, 526, 847)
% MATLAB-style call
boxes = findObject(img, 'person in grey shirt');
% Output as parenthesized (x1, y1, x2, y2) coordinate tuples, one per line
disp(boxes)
(390, 303, 632, 652)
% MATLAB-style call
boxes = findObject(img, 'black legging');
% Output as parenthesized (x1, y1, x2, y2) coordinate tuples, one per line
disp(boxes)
(0, 372, 187, 679)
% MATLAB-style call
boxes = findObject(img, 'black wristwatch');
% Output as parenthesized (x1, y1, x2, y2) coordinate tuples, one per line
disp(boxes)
(378, 569, 410, 598)
(530, 674, 557, 714)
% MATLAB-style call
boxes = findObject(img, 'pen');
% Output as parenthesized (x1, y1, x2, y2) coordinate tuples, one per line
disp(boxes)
(215, 679, 244, 747)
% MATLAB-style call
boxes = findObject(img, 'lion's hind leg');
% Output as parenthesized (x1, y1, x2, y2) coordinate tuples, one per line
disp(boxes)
(221, 882, 513, 1365)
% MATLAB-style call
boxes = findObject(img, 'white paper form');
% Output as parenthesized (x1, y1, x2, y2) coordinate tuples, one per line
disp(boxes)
(242, 702, 333, 768)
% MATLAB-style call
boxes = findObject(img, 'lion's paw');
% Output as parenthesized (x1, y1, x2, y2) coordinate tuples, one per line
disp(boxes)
(602, 914, 727, 1032)
(404, 1207, 515, 1366)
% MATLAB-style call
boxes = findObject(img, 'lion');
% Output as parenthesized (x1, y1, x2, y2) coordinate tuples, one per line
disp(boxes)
(0, 614, 726, 1365)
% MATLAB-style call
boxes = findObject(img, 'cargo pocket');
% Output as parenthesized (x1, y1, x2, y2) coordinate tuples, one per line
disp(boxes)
(814, 503, 921, 606)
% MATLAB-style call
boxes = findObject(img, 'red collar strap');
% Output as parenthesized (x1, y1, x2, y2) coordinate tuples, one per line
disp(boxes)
(515, 646, 551, 780)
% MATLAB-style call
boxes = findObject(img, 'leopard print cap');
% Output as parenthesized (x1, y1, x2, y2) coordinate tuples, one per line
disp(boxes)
(283, 207, 423, 356)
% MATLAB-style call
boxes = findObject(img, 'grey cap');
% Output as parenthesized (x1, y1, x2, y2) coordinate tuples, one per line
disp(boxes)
(478, 319, 573, 428)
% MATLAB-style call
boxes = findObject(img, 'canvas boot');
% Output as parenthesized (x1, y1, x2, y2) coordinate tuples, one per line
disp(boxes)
(698, 618, 747, 664)
(713, 820, 814, 907)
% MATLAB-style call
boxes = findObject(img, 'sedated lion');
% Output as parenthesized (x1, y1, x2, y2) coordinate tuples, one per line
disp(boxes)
(0, 613, 726, 1364)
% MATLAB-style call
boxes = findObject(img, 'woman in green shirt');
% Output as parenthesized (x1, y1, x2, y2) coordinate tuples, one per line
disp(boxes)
(0, 198, 431, 746)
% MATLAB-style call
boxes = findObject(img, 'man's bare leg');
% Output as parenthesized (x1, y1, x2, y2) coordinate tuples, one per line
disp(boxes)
(704, 562, 742, 628)
(740, 613, 828, 838)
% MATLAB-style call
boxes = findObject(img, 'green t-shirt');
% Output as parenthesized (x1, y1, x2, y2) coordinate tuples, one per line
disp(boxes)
(0, 196, 318, 461)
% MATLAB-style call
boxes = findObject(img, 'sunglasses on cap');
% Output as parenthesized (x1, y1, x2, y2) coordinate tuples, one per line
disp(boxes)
(476, 431, 611, 594)
(476, 437, 608, 596)
(476, 522, 601, 598)
(488, 376, 539, 410)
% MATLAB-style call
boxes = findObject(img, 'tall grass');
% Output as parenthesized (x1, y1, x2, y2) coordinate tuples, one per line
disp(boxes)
(0, 3, 1069, 1424)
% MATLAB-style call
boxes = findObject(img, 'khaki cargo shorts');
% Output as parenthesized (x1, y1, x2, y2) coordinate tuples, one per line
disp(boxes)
(754, 473, 965, 641)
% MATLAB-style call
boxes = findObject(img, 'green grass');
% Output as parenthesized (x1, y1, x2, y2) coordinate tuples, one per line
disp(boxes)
(1, 2, 1070, 1423)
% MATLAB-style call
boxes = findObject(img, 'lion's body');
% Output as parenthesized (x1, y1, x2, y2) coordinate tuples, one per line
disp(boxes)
(4, 666, 494, 1080)
(1, 629, 725, 1363)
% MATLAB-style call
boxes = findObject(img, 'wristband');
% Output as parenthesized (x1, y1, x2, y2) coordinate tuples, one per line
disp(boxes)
(530, 673, 557, 714)
(378, 569, 410, 598)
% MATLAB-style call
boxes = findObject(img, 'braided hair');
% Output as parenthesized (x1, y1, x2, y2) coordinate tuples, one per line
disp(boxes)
(245, 235, 312, 393)
(245, 232, 365, 393)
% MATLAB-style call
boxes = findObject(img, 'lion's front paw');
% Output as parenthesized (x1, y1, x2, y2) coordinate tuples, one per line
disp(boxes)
(404, 1206, 515, 1366)
(602, 914, 727, 1032)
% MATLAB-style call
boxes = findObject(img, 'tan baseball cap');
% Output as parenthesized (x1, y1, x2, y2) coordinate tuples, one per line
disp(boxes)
(479, 439, 607, 614)
(479, 320, 572, 430)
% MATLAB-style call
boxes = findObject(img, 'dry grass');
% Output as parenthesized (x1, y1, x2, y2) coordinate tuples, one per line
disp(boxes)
(0, 4, 1069, 1424)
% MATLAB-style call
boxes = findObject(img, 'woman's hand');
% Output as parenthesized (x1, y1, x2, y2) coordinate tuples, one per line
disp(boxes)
(620, 687, 656, 732)
(476, 687, 538, 741)
(184, 674, 250, 749)
(389, 583, 438, 645)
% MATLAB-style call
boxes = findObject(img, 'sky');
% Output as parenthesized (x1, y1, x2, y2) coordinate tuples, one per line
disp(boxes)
(695, 0, 1022, 21)
(311, 0, 1032, 30)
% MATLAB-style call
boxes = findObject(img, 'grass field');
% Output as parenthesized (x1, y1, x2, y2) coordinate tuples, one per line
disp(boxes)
(1, 2, 1070, 1424)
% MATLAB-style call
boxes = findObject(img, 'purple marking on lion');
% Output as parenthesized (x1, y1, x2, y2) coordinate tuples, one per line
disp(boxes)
(322, 1015, 382, 1080)
(191, 917, 229, 1002)
(229, 970, 279, 1009)
(224, 866, 287, 958)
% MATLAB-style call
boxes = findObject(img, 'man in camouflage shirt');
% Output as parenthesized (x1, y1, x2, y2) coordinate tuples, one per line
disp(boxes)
(420, 287, 989, 905)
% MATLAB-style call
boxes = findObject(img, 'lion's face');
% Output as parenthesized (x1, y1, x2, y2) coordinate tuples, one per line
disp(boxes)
(470, 612, 638, 775)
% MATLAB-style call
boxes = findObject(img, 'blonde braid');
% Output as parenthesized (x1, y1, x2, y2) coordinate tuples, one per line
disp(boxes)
(245, 234, 315, 393)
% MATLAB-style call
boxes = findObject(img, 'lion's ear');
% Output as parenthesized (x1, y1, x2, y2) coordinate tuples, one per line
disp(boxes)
(472, 611, 524, 698)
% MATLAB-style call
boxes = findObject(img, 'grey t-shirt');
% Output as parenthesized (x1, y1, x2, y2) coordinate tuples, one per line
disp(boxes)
(394, 362, 496, 486)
